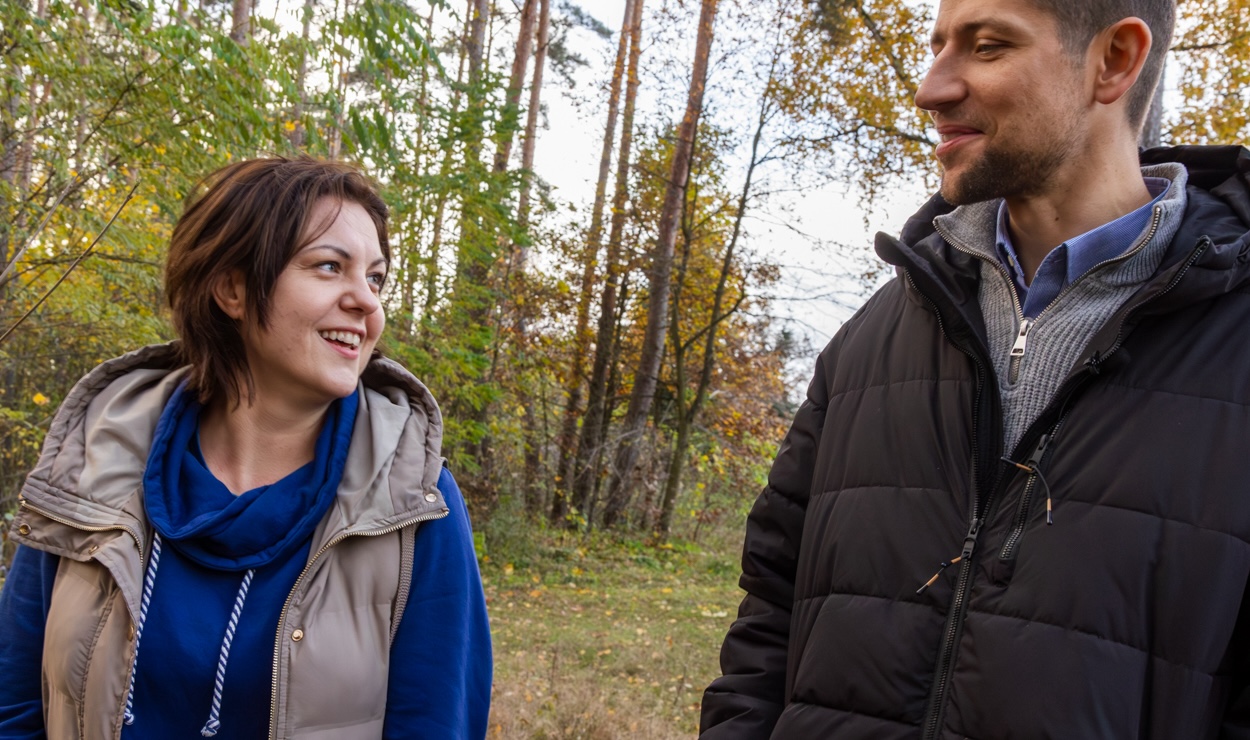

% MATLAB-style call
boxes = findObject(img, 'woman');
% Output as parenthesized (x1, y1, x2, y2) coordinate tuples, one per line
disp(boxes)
(0, 158, 492, 739)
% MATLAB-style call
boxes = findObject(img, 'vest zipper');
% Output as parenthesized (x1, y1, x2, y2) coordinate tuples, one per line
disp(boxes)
(267, 505, 450, 740)
(17, 498, 144, 555)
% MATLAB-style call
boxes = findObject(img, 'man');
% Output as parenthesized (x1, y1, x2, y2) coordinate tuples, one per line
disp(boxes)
(701, 0, 1250, 737)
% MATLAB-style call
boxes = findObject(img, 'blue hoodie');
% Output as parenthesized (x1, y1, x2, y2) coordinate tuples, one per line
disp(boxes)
(0, 384, 492, 739)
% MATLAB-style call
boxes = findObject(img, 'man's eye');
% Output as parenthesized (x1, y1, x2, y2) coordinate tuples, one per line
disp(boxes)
(974, 42, 1004, 54)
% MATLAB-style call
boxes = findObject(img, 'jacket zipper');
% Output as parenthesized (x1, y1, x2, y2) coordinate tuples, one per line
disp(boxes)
(997, 429, 1054, 560)
(904, 269, 993, 740)
(910, 224, 1202, 740)
(267, 506, 449, 740)
(935, 204, 1163, 384)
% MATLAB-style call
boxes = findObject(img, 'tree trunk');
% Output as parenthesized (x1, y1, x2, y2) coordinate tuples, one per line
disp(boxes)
(493, 0, 537, 174)
(420, 4, 474, 331)
(575, 0, 646, 526)
(464, 0, 489, 161)
(517, 0, 551, 515)
(230, 0, 250, 44)
(655, 32, 774, 539)
(515, 0, 549, 232)
(289, 0, 316, 148)
(550, 0, 636, 525)
(602, 0, 718, 528)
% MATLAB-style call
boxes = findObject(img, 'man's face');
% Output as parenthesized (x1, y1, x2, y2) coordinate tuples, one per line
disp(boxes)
(914, 0, 1091, 205)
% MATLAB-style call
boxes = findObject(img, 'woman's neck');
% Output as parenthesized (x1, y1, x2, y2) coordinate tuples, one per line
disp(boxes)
(197, 391, 329, 495)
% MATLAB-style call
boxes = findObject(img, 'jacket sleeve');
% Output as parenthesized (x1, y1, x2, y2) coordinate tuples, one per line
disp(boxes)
(699, 345, 830, 738)
(383, 466, 492, 740)
(0, 545, 59, 740)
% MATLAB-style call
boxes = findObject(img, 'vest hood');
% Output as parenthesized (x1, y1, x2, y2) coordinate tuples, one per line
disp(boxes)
(17, 342, 447, 557)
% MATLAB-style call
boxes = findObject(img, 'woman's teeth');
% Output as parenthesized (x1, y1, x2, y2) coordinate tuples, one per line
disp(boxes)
(319, 330, 362, 348)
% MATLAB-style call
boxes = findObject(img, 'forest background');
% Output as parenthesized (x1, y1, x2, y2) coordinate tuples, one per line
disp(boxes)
(1, 0, 1247, 735)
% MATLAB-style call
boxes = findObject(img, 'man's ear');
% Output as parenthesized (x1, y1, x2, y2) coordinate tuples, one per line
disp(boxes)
(1090, 18, 1153, 108)
(212, 269, 247, 321)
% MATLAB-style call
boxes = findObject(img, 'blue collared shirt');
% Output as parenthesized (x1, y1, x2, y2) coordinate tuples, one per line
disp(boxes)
(996, 177, 1170, 318)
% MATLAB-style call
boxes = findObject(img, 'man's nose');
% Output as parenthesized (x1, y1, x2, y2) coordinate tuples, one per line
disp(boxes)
(914, 52, 963, 114)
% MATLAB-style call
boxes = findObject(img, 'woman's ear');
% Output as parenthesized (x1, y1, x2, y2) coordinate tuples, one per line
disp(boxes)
(212, 269, 247, 321)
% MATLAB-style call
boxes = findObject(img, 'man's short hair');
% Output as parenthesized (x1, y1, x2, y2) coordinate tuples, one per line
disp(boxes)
(1029, 0, 1176, 128)
(164, 156, 390, 406)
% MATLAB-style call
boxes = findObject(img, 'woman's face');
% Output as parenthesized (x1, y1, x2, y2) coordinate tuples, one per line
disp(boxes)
(239, 198, 387, 409)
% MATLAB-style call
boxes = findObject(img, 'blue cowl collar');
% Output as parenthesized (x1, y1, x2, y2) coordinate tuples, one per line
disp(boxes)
(143, 383, 359, 571)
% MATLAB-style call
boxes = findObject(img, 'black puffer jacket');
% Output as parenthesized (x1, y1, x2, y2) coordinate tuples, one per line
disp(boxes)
(701, 146, 1250, 740)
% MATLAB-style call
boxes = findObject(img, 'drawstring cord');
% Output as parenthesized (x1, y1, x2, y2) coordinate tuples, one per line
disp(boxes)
(201, 569, 256, 737)
(916, 556, 963, 595)
(124, 532, 163, 725)
(121, 530, 256, 737)
(1003, 457, 1055, 525)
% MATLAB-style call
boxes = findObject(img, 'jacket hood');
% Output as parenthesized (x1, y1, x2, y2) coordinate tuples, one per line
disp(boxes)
(17, 342, 447, 552)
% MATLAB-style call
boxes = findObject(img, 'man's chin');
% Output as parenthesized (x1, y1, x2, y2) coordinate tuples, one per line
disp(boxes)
(939, 170, 1003, 207)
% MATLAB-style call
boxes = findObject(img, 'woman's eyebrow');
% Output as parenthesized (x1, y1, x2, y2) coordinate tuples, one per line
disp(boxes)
(302, 244, 386, 268)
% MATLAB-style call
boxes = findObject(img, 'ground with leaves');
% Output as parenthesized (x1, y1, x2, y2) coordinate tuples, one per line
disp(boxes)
(483, 531, 743, 739)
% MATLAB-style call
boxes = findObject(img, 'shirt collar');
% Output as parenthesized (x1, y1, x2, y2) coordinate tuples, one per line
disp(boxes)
(995, 176, 1170, 292)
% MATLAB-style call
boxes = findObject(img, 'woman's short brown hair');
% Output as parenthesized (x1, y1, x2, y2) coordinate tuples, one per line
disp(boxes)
(165, 156, 390, 405)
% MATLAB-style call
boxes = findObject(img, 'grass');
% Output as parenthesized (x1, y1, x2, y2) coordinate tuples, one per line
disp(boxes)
(483, 530, 745, 739)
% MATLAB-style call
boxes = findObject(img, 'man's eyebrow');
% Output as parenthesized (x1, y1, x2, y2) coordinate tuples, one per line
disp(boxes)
(931, 18, 1024, 46)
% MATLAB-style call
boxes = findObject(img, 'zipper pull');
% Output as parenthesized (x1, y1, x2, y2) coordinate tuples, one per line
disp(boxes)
(1010, 318, 1034, 358)
(961, 518, 983, 559)
(1026, 434, 1050, 468)
(915, 519, 984, 595)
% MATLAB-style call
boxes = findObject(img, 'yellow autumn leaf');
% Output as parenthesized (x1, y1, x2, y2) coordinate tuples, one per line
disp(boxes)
(32, 393, 49, 406)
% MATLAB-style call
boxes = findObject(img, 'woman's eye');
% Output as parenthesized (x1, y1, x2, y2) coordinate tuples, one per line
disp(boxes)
(367, 273, 386, 289)
(316, 261, 341, 273)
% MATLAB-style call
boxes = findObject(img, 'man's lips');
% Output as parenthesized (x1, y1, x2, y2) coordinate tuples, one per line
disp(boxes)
(934, 126, 983, 157)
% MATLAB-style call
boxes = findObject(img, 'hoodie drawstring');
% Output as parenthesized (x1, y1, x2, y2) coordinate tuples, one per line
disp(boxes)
(122, 530, 257, 737)
(200, 568, 255, 737)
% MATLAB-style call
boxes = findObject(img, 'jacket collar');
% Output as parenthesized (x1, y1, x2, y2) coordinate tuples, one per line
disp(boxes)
(17, 342, 447, 554)
(876, 145, 1250, 345)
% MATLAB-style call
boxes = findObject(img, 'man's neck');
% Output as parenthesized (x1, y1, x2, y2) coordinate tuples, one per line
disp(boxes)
(198, 390, 329, 495)
(1005, 145, 1151, 283)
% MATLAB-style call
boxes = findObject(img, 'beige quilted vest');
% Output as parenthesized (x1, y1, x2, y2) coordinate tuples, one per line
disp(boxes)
(9, 344, 448, 740)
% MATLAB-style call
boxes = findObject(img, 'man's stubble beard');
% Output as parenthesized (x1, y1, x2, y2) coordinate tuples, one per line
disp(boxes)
(939, 133, 1077, 206)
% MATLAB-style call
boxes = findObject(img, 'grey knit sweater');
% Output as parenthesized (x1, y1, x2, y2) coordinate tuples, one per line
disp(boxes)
(932, 163, 1189, 454)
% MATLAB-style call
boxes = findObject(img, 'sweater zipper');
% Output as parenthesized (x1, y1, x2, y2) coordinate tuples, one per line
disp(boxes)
(936, 204, 1163, 384)
(267, 506, 450, 740)
(903, 269, 993, 740)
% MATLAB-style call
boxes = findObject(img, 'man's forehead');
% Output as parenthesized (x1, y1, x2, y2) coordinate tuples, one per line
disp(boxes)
(931, 0, 1047, 42)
